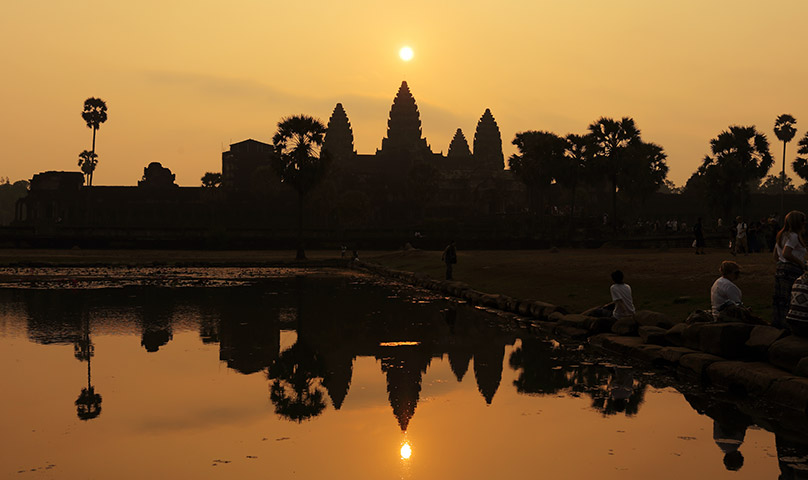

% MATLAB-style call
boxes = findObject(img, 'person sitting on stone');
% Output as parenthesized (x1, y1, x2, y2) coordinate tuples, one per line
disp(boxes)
(710, 261, 743, 319)
(610, 270, 635, 319)
(786, 272, 808, 336)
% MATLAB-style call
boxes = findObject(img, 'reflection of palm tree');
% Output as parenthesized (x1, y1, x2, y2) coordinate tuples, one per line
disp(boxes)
(74, 316, 102, 420)
(267, 341, 327, 422)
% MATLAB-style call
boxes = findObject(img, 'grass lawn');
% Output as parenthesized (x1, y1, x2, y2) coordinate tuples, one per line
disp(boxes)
(365, 247, 778, 322)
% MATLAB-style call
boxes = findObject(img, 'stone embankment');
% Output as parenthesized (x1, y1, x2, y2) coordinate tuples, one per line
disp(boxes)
(356, 260, 808, 416)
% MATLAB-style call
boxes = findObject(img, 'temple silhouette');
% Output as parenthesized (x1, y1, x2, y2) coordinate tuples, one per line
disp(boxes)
(11, 81, 525, 247)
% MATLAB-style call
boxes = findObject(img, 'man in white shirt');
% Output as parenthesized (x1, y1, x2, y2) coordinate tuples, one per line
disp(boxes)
(734, 217, 748, 255)
(711, 261, 743, 318)
(610, 270, 635, 318)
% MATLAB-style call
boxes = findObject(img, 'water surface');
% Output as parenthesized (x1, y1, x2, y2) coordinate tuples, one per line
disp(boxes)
(1, 270, 806, 479)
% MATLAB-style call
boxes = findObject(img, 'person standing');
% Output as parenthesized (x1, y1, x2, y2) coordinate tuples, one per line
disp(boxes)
(693, 217, 706, 255)
(734, 216, 748, 255)
(441, 241, 457, 280)
(773, 210, 807, 328)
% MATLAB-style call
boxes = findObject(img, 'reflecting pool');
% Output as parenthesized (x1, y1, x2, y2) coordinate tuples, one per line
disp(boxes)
(0, 269, 806, 479)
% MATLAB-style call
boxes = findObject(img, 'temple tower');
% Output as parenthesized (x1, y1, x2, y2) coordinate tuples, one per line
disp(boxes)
(447, 129, 471, 158)
(323, 103, 356, 165)
(473, 109, 505, 171)
(379, 81, 431, 161)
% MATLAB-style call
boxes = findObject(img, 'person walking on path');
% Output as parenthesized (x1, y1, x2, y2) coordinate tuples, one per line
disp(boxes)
(694, 217, 706, 255)
(734, 216, 749, 255)
(773, 210, 807, 328)
(441, 241, 457, 280)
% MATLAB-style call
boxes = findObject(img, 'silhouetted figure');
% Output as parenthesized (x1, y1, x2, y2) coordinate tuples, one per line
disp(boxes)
(610, 270, 635, 319)
(693, 217, 706, 254)
(441, 241, 457, 280)
(711, 261, 743, 318)
(713, 419, 746, 471)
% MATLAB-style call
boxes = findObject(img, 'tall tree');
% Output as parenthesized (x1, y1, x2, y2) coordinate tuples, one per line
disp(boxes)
(556, 133, 595, 229)
(792, 132, 808, 186)
(77, 150, 97, 186)
(698, 125, 773, 221)
(587, 117, 641, 230)
(619, 141, 669, 202)
(271, 115, 330, 260)
(81, 98, 107, 186)
(508, 130, 567, 215)
(774, 114, 797, 214)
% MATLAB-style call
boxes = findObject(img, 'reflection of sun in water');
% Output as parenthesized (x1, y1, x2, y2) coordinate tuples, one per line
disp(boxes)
(399, 46, 414, 62)
(400, 442, 412, 460)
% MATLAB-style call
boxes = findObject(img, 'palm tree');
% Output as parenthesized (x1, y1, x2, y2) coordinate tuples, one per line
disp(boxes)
(792, 132, 808, 186)
(774, 114, 797, 214)
(587, 117, 641, 231)
(77, 150, 97, 185)
(81, 98, 108, 186)
(699, 125, 773, 221)
(271, 115, 330, 260)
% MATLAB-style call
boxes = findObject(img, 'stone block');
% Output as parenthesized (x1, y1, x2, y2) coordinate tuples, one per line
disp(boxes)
(697, 322, 755, 359)
(529, 320, 557, 335)
(658, 346, 699, 364)
(634, 310, 675, 329)
(497, 295, 513, 311)
(678, 353, 725, 379)
(681, 323, 706, 350)
(599, 336, 646, 356)
(635, 344, 665, 363)
(665, 323, 688, 347)
(589, 316, 616, 335)
(529, 301, 554, 319)
(768, 336, 808, 373)
(558, 314, 596, 331)
(611, 317, 639, 336)
(547, 311, 565, 323)
(480, 294, 499, 308)
(767, 377, 808, 414)
(639, 326, 669, 346)
(588, 333, 618, 348)
(517, 301, 532, 316)
(745, 325, 788, 359)
(706, 361, 793, 396)
(796, 358, 808, 378)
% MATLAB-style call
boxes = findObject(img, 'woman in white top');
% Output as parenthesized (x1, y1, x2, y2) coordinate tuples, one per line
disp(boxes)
(773, 210, 807, 328)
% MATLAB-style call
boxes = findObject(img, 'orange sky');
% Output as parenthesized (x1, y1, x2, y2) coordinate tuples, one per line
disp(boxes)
(2, 0, 807, 187)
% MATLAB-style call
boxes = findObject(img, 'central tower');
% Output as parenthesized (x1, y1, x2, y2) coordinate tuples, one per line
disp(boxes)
(379, 81, 431, 161)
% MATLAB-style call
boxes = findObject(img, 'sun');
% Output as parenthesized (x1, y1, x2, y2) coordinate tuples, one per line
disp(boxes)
(399, 46, 414, 62)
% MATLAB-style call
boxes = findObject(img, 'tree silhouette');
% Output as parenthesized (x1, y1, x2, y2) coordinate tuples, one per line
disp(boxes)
(792, 132, 808, 187)
(587, 117, 641, 231)
(267, 341, 327, 422)
(619, 141, 669, 202)
(758, 173, 797, 194)
(271, 115, 330, 260)
(774, 114, 797, 214)
(697, 125, 773, 220)
(508, 130, 566, 215)
(74, 316, 102, 420)
(81, 98, 107, 186)
(201, 172, 222, 188)
(556, 133, 595, 230)
(77, 150, 97, 186)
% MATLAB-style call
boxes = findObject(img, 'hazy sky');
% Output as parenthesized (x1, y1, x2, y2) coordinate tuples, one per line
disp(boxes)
(2, 0, 807, 187)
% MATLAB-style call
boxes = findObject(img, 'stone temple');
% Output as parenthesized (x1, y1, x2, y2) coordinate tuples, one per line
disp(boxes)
(13, 81, 525, 247)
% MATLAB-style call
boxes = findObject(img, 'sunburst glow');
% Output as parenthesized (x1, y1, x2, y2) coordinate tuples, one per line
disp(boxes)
(400, 442, 412, 460)
(399, 46, 414, 62)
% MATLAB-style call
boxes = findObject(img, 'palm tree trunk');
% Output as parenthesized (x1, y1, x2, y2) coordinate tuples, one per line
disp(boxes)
(296, 193, 306, 260)
(90, 127, 97, 186)
(781, 141, 787, 216)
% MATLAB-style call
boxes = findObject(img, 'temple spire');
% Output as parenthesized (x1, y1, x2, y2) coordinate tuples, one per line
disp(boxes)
(447, 129, 471, 158)
(379, 81, 431, 158)
(323, 103, 356, 164)
(473, 108, 505, 170)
